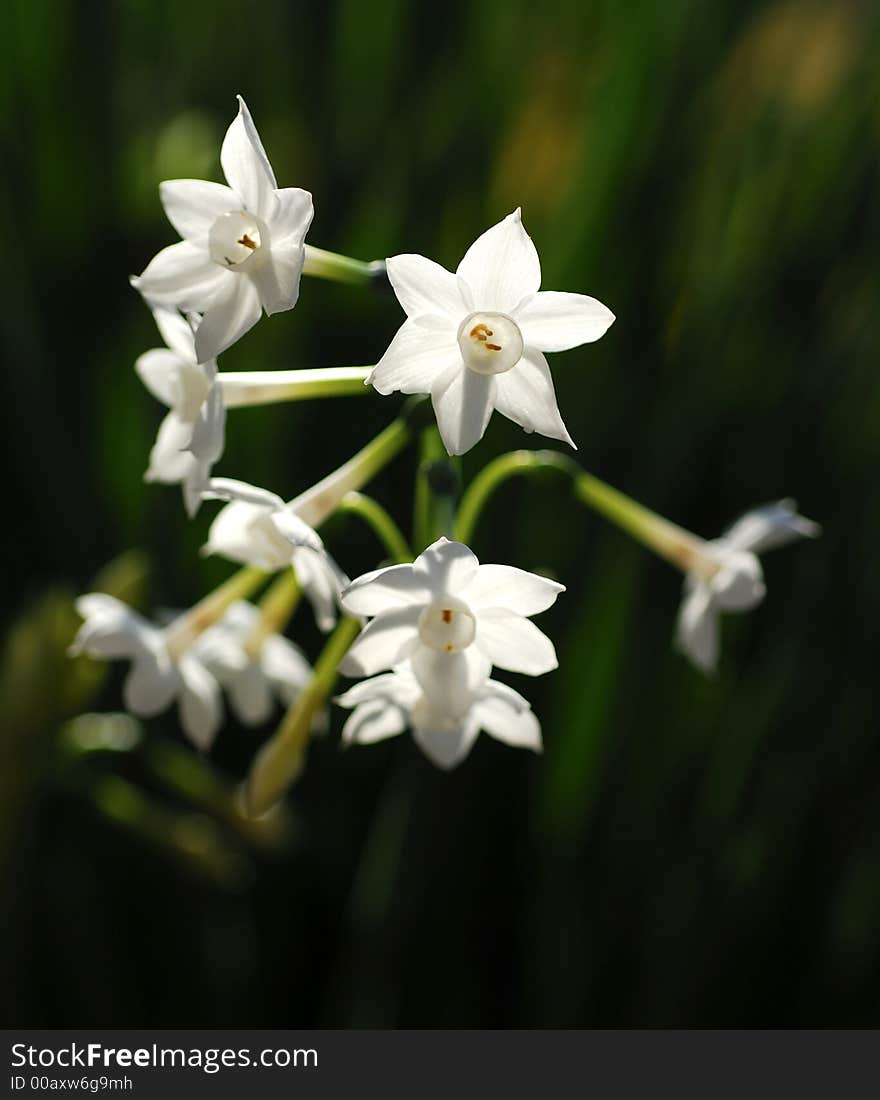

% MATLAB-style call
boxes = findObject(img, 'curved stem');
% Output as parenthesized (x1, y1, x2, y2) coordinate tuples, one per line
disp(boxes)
(302, 245, 385, 286)
(165, 565, 267, 658)
(455, 450, 571, 544)
(220, 367, 371, 408)
(336, 492, 413, 564)
(243, 616, 362, 817)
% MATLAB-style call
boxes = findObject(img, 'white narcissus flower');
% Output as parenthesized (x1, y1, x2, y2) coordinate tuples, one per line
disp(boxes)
(338, 537, 564, 715)
(132, 96, 314, 362)
(135, 306, 225, 516)
(201, 478, 349, 632)
(368, 208, 614, 455)
(193, 601, 312, 726)
(69, 594, 222, 750)
(336, 662, 542, 770)
(676, 500, 821, 673)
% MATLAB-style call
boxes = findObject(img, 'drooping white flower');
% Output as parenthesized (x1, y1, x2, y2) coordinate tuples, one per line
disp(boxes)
(338, 537, 564, 715)
(676, 499, 821, 673)
(367, 209, 614, 455)
(69, 594, 222, 750)
(193, 601, 312, 726)
(201, 478, 348, 632)
(135, 306, 225, 516)
(336, 662, 542, 770)
(132, 96, 314, 362)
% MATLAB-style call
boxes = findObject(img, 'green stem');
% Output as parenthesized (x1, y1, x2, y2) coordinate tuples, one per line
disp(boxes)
(336, 492, 413, 564)
(220, 367, 371, 408)
(243, 616, 362, 817)
(455, 450, 569, 543)
(414, 426, 458, 550)
(244, 569, 302, 660)
(165, 565, 267, 658)
(302, 245, 385, 286)
(290, 414, 413, 529)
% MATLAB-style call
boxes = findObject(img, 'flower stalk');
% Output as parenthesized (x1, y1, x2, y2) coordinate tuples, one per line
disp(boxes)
(220, 367, 372, 408)
(414, 426, 458, 550)
(336, 492, 413, 564)
(243, 616, 362, 817)
(302, 244, 385, 286)
(164, 565, 267, 659)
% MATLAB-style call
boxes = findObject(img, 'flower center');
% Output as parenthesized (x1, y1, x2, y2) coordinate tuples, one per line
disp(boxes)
(208, 211, 269, 271)
(457, 312, 524, 375)
(417, 597, 476, 653)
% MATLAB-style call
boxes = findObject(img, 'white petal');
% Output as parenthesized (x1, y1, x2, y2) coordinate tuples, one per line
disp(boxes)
(177, 654, 223, 750)
(204, 477, 286, 512)
(251, 245, 305, 315)
(123, 652, 179, 717)
(203, 501, 293, 570)
(675, 583, 719, 673)
(461, 564, 564, 615)
(430, 361, 496, 456)
(413, 537, 480, 595)
(271, 509, 324, 553)
(340, 563, 427, 617)
(145, 411, 199, 484)
(135, 349, 186, 409)
(492, 348, 574, 447)
(293, 546, 345, 633)
(220, 96, 278, 219)
(71, 595, 155, 660)
(339, 607, 421, 676)
(721, 500, 822, 554)
(342, 699, 408, 745)
(189, 379, 225, 465)
(183, 458, 213, 518)
(367, 318, 460, 396)
(132, 241, 229, 313)
(335, 670, 418, 709)
(260, 634, 312, 704)
(386, 254, 467, 321)
(150, 306, 197, 361)
(474, 608, 558, 675)
(410, 645, 491, 717)
(711, 550, 766, 612)
(194, 276, 262, 361)
(227, 663, 274, 726)
(266, 187, 314, 250)
(159, 179, 239, 246)
(474, 696, 542, 751)
(455, 208, 541, 313)
(515, 290, 615, 351)
(412, 718, 480, 770)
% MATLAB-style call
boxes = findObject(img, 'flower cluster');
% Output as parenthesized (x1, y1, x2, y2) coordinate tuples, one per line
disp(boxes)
(70, 96, 820, 813)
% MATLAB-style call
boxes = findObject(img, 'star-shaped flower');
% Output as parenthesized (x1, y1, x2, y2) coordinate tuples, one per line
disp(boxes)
(69, 594, 222, 750)
(336, 662, 541, 770)
(193, 601, 313, 726)
(135, 306, 225, 516)
(367, 209, 614, 455)
(201, 479, 349, 632)
(132, 96, 314, 362)
(338, 537, 563, 714)
(676, 500, 820, 672)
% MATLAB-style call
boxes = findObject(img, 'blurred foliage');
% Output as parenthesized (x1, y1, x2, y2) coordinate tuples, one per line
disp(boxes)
(2, 0, 880, 1025)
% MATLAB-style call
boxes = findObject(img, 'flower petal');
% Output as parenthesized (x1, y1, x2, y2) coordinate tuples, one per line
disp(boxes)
(410, 645, 491, 717)
(342, 698, 408, 745)
(492, 347, 575, 448)
(336, 670, 419, 709)
(711, 550, 766, 612)
(386, 254, 467, 321)
(515, 290, 615, 351)
(430, 362, 496, 456)
(473, 695, 542, 752)
(132, 242, 229, 313)
(412, 717, 480, 770)
(260, 635, 312, 705)
(220, 96, 277, 219)
(203, 501, 293, 570)
(461, 564, 565, 615)
(266, 187, 314, 249)
(159, 179, 239, 246)
(474, 608, 558, 675)
(456, 208, 540, 312)
(675, 583, 719, 673)
(145, 410, 199, 484)
(250, 245, 305, 315)
(721, 500, 822, 554)
(293, 545, 346, 633)
(135, 348, 187, 409)
(227, 663, 274, 726)
(367, 318, 460, 396)
(177, 654, 223, 750)
(339, 607, 421, 676)
(123, 652, 179, 717)
(194, 276, 262, 361)
(150, 306, 197, 361)
(413, 538, 480, 595)
(340, 563, 427, 617)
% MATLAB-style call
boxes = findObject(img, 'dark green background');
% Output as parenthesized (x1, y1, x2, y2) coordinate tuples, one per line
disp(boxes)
(2, 0, 879, 1026)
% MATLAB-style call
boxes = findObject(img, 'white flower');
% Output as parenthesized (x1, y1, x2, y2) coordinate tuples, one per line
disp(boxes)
(676, 500, 821, 673)
(336, 663, 542, 770)
(368, 208, 614, 455)
(201, 478, 349, 632)
(132, 96, 314, 362)
(193, 601, 312, 726)
(135, 306, 225, 516)
(69, 594, 222, 750)
(338, 537, 564, 715)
